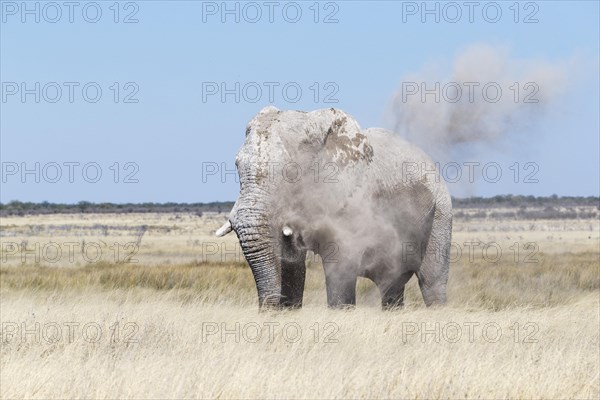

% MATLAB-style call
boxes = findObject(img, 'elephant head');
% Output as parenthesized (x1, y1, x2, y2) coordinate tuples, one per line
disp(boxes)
(216, 106, 374, 309)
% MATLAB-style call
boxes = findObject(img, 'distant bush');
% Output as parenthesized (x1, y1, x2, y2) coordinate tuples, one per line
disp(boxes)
(0, 201, 234, 216)
(452, 194, 599, 209)
(0, 195, 598, 218)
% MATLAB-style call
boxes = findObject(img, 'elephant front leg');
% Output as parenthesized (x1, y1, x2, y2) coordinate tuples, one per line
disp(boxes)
(324, 263, 357, 309)
(280, 246, 307, 309)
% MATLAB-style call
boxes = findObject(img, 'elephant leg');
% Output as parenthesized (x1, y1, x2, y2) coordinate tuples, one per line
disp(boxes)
(280, 248, 307, 309)
(417, 209, 452, 307)
(378, 271, 414, 310)
(417, 272, 446, 306)
(324, 263, 357, 309)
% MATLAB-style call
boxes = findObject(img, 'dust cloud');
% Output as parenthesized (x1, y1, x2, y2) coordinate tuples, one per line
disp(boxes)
(388, 43, 572, 164)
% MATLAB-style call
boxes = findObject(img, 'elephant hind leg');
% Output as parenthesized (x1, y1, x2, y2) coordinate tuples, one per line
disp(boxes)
(417, 272, 447, 306)
(324, 263, 357, 309)
(417, 206, 452, 307)
(379, 271, 414, 310)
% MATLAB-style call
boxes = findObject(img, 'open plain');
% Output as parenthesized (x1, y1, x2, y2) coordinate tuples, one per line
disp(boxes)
(1, 206, 599, 399)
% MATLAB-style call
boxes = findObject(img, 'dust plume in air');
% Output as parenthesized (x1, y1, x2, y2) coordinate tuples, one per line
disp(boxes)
(388, 43, 573, 163)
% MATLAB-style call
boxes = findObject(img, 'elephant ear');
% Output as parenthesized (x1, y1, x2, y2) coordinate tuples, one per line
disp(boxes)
(319, 109, 374, 168)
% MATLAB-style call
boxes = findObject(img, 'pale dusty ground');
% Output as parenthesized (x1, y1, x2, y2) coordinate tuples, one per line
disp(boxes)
(0, 210, 599, 399)
(1, 209, 598, 267)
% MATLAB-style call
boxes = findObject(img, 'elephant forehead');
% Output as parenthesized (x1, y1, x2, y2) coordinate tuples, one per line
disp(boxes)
(247, 110, 309, 137)
(237, 129, 287, 166)
(242, 110, 309, 157)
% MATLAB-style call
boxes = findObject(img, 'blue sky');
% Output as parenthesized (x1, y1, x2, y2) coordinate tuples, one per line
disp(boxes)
(1, 0, 598, 203)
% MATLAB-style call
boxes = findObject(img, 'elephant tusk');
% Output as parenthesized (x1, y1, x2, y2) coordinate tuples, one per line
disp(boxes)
(216, 221, 233, 237)
(282, 226, 293, 237)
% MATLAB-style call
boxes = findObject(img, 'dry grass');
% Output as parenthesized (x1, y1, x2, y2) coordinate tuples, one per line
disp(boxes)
(1, 252, 598, 310)
(1, 212, 599, 399)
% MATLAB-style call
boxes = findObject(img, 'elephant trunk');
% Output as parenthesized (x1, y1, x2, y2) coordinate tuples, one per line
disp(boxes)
(232, 191, 282, 308)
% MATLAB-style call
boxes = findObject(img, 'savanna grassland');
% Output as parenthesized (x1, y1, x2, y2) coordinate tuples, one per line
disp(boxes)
(1, 207, 599, 399)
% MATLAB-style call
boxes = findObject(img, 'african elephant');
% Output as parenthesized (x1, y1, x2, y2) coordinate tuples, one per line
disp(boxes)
(216, 106, 452, 310)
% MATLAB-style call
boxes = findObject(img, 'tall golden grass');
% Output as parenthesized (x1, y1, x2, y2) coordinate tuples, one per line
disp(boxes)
(1, 212, 598, 399)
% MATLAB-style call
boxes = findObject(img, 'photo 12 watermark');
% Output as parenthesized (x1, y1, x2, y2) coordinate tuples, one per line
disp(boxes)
(201, 81, 339, 104)
(1, 82, 140, 104)
(201, 321, 340, 344)
(400, 2, 539, 24)
(1, 162, 140, 184)
(200, 1, 340, 23)
(1, 320, 140, 344)
(1, 239, 143, 265)
(400, 321, 540, 344)
(400, 81, 540, 104)
(201, 161, 341, 185)
(1, 1, 140, 23)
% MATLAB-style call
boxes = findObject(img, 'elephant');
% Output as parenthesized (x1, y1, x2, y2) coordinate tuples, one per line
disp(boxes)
(216, 106, 452, 310)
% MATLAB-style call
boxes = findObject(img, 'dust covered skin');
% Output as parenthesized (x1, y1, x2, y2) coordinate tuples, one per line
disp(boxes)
(224, 106, 452, 309)
(323, 115, 374, 166)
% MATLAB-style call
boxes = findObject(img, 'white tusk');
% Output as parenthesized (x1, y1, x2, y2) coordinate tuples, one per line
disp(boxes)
(282, 226, 293, 237)
(216, 221, 233, 237)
